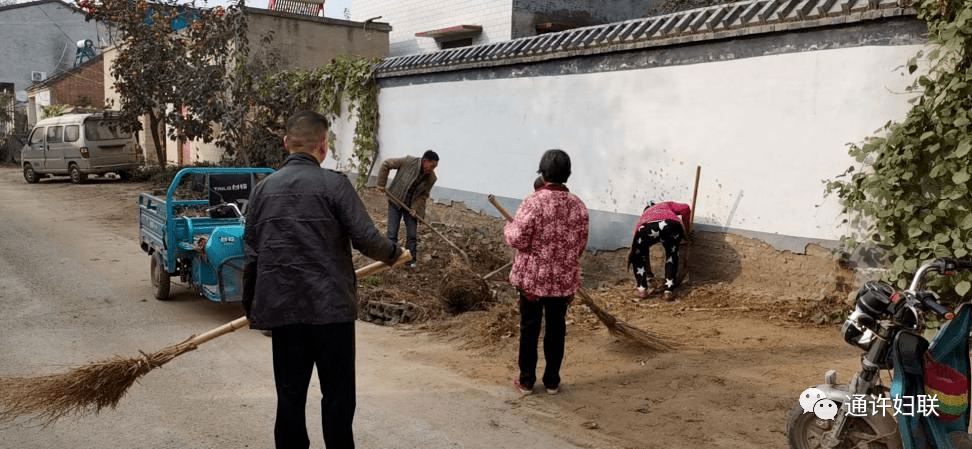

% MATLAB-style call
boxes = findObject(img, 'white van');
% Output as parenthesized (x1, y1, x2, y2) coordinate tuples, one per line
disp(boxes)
(21, 113, 139, 184)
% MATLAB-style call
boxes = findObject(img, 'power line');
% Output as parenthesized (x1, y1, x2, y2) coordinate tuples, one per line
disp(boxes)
(37, 1, 82, 47)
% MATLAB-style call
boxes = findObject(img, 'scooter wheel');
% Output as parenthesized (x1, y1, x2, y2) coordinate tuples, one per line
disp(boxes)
(785, 402, 894, 449)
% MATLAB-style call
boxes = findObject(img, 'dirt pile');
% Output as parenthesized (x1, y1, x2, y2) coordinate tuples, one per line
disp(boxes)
(353, 187, 857, 352)
(438, 257, 493, 314)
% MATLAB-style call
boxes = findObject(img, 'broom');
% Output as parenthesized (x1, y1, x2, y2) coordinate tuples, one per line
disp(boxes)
(0, 250, 412, 425)
(574, 289, 677, 352)
(675, 165, 701, 285)
(485, 194, 676, 352)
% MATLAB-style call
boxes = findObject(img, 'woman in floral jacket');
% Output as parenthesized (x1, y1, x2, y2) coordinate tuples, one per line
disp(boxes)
(504, 149, 589, 395)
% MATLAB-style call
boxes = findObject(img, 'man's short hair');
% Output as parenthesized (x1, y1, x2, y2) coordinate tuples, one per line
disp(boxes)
(537, 149, 571, 184)
(286, 111, 329, 150)
(422, 150, 439, 161)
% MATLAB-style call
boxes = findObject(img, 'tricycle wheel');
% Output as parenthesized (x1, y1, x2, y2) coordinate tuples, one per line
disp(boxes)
(151, 252, 171, 300)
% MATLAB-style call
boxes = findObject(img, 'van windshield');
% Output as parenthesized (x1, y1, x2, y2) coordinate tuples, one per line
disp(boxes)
(84, 120, 132, 141)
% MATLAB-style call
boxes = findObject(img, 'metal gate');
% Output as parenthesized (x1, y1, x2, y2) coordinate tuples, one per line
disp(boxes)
(0, 100, 28, 163)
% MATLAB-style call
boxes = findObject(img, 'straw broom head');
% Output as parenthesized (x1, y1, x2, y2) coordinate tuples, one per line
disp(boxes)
(0, 254, 411, 426)
(575, 289, 678, 352)
(0, 338, 198, 426)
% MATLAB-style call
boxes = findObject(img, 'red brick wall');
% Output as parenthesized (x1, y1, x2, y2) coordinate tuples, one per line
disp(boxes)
(50, 55, 104, 108)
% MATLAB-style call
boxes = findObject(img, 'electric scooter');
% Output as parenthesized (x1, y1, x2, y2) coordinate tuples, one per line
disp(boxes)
(786, 258, 972, 449)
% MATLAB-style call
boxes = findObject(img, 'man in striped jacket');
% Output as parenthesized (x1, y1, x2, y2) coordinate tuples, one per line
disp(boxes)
(376, 150, 439, 268)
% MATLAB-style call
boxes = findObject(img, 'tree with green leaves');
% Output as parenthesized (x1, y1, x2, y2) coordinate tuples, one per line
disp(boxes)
(827, 0, 972, 295)
(77, 0, 247, 168)
(219, 54, 381, 187)
(80, 0, 380, 182)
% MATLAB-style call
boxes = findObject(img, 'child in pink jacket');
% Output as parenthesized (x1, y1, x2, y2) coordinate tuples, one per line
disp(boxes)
(628, 201, 691, 300)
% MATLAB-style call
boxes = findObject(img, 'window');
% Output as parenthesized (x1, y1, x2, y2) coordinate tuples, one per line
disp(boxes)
(64, 125, 80, 142)
(440, 38, 473, 49)
(29, 128, 45, 145)
(415, 25, 482, 51)
(46, 126, 62, 144)
(85, 120, 132, 141)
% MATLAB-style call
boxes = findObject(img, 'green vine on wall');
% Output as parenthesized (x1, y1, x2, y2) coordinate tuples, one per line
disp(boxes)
(316, 55, 381, 187)
(223, 54, 381, 188)
(826, 0, 972, 296)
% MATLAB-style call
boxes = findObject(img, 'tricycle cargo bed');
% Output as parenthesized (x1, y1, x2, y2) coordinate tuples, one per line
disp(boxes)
(137, 167, 274, 302)
(139, 194, 248, 255)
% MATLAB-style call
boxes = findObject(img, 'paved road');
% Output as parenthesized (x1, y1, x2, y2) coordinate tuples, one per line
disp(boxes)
(0, 168, 625, 449)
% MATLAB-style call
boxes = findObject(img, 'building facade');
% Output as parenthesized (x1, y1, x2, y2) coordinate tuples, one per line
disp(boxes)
(0, 0, 109, 105)
(102, 6, 392, 166)
(352, 0, 655, 56)
(26, 54, 105, 126)
(245, 7, 391, 71)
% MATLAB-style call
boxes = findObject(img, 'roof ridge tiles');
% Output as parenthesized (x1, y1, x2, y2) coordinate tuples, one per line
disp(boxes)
(375, 0, 917, 77)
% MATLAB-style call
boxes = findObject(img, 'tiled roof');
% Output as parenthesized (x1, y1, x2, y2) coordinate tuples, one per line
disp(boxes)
(26, 53, 104, 92)
(374, 0, 914, 77)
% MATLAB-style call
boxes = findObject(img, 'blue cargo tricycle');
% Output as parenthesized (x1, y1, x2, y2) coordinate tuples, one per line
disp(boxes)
(138, 167, 274, 301)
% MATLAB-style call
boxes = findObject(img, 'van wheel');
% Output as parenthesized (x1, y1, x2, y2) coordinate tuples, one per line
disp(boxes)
(151, 252, 171, 300)
(23, 164, 39, 183)
(69, 164, 87, 184)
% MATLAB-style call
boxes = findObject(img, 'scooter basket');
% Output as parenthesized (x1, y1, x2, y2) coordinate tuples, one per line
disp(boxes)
(924, 352, 969, 422)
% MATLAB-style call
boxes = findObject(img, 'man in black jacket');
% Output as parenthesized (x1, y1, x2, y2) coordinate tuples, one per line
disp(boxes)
(243, 111, 400, 449)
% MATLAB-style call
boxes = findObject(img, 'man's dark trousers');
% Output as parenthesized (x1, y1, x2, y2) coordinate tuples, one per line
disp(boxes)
(386, 202, 418, 261)
(272, 322, 355, 449)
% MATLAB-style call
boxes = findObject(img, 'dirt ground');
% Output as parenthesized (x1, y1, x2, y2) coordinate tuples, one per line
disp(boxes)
(8, 166, 873, 448)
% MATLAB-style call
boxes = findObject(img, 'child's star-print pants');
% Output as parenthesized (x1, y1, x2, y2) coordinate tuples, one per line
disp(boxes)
(628, 219, 684, 292)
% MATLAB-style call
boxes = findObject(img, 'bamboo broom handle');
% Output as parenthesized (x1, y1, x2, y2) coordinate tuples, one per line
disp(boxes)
(481, 260, 512, 280)
(187, 250, 413, 346)
(487, 195, 514, 222)
(188, 316, 252, 347)
(689, 166, 700, 235)
(483, 195, 516, 280)
(384, 191, 470, 265)
(486, 196, 601, 305)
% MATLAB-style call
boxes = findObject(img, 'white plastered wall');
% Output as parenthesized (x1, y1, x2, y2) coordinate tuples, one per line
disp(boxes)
(364, 44, 924, 249)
